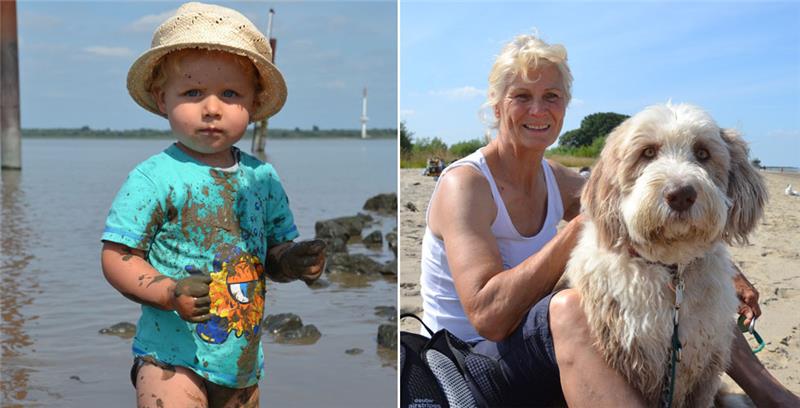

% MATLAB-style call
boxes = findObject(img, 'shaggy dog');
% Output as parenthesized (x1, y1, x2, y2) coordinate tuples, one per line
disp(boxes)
(562, 103, 767, 407)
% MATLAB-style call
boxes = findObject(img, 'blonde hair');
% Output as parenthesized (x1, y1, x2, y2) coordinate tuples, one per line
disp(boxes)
(481, 34, 573, 128)
(149, 48, 262, 96)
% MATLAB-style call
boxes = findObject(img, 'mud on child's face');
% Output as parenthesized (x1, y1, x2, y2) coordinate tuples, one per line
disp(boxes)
(152, 50, 259, 156)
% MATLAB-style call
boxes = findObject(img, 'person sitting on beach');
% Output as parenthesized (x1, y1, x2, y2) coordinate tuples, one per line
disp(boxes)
(419, 33, 799, 406)
(100, 3, 326, 406)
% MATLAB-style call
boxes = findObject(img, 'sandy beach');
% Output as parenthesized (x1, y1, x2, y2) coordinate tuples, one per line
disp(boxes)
(400, 167, 800, 397)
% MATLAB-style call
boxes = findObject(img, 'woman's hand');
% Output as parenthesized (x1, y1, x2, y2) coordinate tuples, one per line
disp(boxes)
(733, 264, 761, 328)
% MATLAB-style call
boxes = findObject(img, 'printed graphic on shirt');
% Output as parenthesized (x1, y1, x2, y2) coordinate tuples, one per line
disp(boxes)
(196, 244, 265, 344)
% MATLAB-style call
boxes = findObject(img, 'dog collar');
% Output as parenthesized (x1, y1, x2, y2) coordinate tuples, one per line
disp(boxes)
(626, 246, 679, 274)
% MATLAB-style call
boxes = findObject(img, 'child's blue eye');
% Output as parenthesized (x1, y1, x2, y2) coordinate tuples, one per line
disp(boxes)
(184, 89, 201, 97)
(222, 90, 239, 98)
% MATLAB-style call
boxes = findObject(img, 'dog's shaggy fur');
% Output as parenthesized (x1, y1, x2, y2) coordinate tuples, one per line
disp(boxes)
(562, 103, 767, 407)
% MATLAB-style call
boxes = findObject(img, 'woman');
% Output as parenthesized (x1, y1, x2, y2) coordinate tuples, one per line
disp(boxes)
(420, 33, 798, 406)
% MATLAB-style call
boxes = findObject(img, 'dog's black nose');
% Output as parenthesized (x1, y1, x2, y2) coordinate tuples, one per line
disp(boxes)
(666, 185, 697, 212)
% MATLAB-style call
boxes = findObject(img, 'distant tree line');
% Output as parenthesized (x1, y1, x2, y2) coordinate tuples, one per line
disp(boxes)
(401, 121, 485, 168)
(22, 127, 397, 140)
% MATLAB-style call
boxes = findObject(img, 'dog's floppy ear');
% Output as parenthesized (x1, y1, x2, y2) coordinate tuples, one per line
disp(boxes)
(720, 128, 767, 245)
(582, 122, 629, 250)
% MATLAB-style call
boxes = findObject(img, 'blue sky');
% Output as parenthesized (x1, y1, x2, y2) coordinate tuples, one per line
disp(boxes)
(401, 1, 800, 167)
(17, 0, 397, 130)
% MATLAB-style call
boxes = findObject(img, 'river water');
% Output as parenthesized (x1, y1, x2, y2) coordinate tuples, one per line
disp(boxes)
(0, 137, 397, 407)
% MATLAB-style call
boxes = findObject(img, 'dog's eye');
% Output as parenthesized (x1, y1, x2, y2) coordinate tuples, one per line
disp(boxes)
(695, 148, 710, 161)
(642, 147, 657, 159)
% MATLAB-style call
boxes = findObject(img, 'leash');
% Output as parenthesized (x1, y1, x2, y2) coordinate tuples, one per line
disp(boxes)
(738, 315, 766, 354)
(660, 265, 684, 408)
(656, 268, 764, 408)
(625, 246, 684, 408)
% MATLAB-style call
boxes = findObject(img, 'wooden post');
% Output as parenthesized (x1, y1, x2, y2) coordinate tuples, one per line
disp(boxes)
(1, 0, 22, 170)
(252, 9, 276, 153)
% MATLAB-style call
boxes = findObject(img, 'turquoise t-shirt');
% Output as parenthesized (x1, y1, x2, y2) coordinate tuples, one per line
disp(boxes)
(102, 144, 299, 388)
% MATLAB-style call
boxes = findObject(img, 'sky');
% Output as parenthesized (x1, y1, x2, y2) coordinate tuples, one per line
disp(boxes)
(401, 1, 800, 167)
(16, 0, 397, 130)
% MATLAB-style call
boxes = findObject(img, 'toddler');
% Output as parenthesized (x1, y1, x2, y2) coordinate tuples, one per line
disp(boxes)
(101, 3, 326, 406)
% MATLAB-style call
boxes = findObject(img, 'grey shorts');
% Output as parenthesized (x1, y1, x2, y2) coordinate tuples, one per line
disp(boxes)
(130, 356, 175, 388)
(472, 292, 564, 406)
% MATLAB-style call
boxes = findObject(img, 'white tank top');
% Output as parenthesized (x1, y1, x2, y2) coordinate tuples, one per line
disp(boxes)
(420, 149, 564, 342)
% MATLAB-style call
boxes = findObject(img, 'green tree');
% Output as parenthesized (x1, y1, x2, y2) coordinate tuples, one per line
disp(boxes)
(559, 112, 629, 148)
(558, 128, 587, 149)
(414, 137, 448, 154)
(400, 121, 413, 154)
(449, 138, 485, 159)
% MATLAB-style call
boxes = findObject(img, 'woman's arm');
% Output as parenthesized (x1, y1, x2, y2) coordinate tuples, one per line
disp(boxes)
(429, 166, 584, 341)
(101, 241, 211, 322)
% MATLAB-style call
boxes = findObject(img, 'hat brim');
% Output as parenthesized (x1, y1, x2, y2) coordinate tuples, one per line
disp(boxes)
(127, 43, 287, 122)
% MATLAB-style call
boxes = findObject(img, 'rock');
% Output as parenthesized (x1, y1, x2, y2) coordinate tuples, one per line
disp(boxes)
(263, 313, 303, 334)
(386, 230, 397, 257)
(326, 253, 384, 275)
(374, 306, 397, 322)
(263, 314, 322, 345)
(306, 278, 331, 289)
(98, 322, 136, 339)
(316, 214, 373, 238)
(326, 272, 372, 288)
(345, 348, 364, 355)
(363, 230, 383, 246)
(363, 193, 397, 214)
(377, 323, 398, 349)
(274, 324, 321, 345)
(404, 202, 418, 212)
(381, 259, 397, 276)
(315, 214, 374, 253)
(321, 236, 349, 254)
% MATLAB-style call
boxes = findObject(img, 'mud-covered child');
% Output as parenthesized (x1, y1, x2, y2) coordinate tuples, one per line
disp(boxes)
(100, 3, 326, 406)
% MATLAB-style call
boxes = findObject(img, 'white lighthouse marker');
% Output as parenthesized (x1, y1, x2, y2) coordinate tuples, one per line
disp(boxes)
(360, 87, 368, 139)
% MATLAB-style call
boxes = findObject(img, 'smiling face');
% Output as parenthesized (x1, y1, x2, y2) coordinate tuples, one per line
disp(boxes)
(153, 50, 257, 166)
(495, 63, 567, 151)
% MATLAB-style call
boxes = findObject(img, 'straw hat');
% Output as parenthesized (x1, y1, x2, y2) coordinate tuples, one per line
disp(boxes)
(127, 2, 287, 121)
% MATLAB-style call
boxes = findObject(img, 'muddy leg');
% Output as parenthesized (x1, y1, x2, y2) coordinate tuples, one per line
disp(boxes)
(135, 361, 207, 408)
(205, 382, 259, 408)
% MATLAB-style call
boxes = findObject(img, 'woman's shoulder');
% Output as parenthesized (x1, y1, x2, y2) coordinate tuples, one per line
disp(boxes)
(428, 163, 497, 238)
(438, 162, 492, 196)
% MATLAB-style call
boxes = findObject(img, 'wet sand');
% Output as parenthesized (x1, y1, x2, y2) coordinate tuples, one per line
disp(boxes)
(400, 168, 800, 397)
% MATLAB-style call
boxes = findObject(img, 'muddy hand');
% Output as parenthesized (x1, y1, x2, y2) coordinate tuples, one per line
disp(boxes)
(171, 274, 212, 323)
(282, 239, 327, 284)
